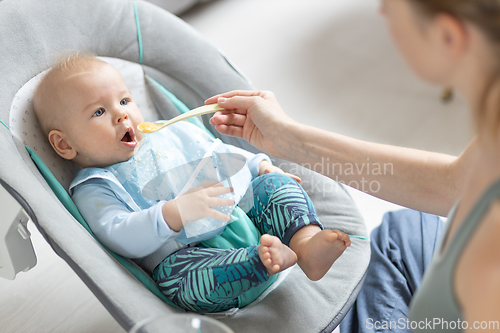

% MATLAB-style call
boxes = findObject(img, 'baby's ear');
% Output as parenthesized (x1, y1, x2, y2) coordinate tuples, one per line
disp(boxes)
(48, 130, 77, 160)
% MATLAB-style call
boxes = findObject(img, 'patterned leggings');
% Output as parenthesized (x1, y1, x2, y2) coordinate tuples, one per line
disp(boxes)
(154, 173, 322, 313)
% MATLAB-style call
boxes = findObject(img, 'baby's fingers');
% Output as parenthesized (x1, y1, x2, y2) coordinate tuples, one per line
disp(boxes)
(209, 197, 235, 208)
(207, 208, 231, 221)
(206, 185, 234, 197)
(284, 172, 302, 183)
(198, 181, 223, 189)
(184, 181, 221, 195)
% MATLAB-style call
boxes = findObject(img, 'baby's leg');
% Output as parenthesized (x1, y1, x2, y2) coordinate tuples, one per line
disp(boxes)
(155, 246, 269, 313)
(241, 173, 350, 281)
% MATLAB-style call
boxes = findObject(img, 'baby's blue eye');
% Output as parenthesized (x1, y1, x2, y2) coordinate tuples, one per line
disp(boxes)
(93, 108, 104, 117)
(120, 99, 128, 106)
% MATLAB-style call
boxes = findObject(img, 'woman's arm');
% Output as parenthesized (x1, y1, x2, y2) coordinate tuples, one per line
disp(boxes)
(207, 90, 477, 216)
(278, 121, 477, 216)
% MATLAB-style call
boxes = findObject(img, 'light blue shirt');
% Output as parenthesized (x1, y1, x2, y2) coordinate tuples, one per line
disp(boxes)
(69, 122, 269, 273)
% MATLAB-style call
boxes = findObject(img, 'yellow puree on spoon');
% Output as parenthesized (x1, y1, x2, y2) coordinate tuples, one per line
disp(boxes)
(138, 122, 158, 133)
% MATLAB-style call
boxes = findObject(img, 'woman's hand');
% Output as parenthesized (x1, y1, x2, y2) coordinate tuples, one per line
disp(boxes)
(206, 90, 296, 157)
(258, 160, 302, 183)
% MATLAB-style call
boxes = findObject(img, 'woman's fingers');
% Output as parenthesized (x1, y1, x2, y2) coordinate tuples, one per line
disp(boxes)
(216, 95, 264, 113)
(206, 89, 288, 159)
(210, 112, 247, 127)
(214, 124, 245, 138)
(210, 112, 247, 138)
(206, 91, 275, 115)
(205, 90, 266, 105)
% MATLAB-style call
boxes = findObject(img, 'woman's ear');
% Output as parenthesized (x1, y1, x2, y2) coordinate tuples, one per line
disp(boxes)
(435, 13, 468, 59)
(48, 130, 77, 160)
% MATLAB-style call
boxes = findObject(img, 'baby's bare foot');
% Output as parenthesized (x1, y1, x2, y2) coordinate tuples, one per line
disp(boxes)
(293, 229, 351, 281)
(258, 234, 298, 276)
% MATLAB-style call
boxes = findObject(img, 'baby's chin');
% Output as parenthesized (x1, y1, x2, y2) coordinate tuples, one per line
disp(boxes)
(118, 137, 144, 163)
(76, 138, 145, 168)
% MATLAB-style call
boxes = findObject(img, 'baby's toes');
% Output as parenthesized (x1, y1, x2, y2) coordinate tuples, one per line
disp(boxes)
(261, 248, 271, 261)
(321, 229, 339, 242)
(260, 234, 276, 247)
(269, 263, 280, 274)
(340, 233, 351, 245)
(333, 230, 350, 244)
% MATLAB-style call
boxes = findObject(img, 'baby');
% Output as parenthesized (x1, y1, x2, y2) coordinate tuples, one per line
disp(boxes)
(33, 53, 351, 313)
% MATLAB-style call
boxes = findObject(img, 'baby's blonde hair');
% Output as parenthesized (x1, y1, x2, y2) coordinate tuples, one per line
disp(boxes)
(33, 52, 107, 136)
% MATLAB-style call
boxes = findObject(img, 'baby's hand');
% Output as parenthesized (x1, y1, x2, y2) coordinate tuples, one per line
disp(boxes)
(175, 181, 234, 225)
(258, 160, 302, 183)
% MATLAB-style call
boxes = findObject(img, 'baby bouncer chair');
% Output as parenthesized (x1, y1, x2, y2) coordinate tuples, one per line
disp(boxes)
(0, 0, 370, 331)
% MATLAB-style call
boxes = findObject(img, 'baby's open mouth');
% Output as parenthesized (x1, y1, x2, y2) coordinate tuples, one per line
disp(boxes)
(120, 128, 137, 147)
(121, 129, 133, 142)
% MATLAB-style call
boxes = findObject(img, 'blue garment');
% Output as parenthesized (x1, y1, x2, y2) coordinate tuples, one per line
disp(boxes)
(339, 209, 444, 333)
(154, 173, 322, 313)
(69, 121, 270, 272)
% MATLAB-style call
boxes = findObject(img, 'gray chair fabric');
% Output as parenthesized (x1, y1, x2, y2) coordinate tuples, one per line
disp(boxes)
(0, 0, 370, 331)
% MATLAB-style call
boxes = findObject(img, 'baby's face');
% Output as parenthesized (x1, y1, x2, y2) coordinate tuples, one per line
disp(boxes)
(58, 63, 145, 168)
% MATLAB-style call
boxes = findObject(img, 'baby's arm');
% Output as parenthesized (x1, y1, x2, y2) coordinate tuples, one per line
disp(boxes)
(72, 180, 178, 258)
(72, 180, 234, 258)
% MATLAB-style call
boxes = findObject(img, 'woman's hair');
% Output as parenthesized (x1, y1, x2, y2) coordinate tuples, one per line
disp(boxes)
(408, 0, 500, 136)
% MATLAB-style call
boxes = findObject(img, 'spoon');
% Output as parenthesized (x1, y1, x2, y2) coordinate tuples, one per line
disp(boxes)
(137, 103, 225, 133)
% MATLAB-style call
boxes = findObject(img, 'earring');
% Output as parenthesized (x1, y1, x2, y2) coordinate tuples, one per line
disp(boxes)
(441, 87, 454, 102)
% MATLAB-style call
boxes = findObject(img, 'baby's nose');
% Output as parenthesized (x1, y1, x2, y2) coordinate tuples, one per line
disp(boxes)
(116, 111, 129, 123)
